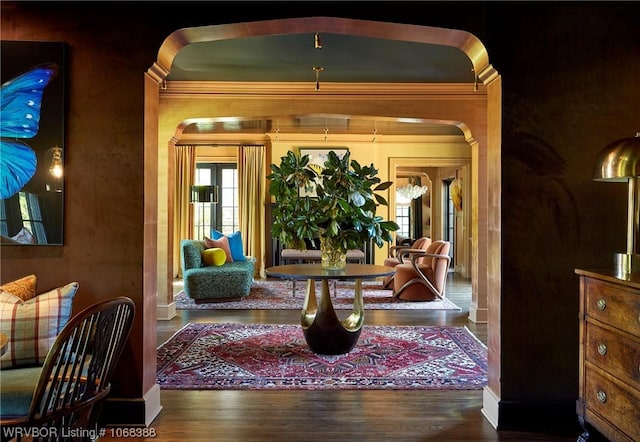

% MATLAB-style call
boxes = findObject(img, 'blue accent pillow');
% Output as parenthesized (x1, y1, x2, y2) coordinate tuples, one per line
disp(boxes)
(211, 229, 246, 261)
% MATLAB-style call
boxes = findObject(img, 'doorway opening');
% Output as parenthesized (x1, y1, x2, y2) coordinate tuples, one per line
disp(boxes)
(146, 16, 501, 426)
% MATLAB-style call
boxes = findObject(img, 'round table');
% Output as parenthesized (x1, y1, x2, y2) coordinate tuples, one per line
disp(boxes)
(266, 263, 394, 355)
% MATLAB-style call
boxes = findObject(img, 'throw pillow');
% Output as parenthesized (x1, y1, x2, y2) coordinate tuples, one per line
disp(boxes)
(0, 281, 79, 369)
(211, 229, 246, 261)
(204, 236, 233, 263)
(0, 274, 37, 301)
(202, 247, 226, 266)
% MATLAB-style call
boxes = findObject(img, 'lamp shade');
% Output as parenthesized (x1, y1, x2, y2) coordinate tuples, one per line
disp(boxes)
(190, 185, 217, 203)
(593, 134, 640, 181)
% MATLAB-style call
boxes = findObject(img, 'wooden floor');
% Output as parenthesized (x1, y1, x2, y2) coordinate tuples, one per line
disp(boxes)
(111, 274, 580, 441)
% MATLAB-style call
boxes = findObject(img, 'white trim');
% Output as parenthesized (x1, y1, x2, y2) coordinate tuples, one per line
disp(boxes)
(468, 302, 488, 324)
(157, 302, 176, 321)
(482, 387, 500, 429)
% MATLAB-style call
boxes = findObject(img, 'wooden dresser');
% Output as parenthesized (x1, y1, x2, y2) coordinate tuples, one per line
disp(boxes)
(575, 269, 640, 442)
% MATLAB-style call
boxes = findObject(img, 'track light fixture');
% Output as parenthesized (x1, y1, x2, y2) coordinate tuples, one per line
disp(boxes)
(313, 66, 324, 91)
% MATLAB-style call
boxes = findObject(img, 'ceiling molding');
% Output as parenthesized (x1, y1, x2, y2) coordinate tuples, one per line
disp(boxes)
(162, 81, 485, 97)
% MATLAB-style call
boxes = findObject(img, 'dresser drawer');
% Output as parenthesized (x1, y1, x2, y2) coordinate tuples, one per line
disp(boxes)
(584, 367, 640, 441)
(585, 322, 640, 389)
(585, 279, 640, 337)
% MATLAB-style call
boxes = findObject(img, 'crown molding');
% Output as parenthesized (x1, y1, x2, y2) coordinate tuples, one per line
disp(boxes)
(162, 81, 485, 98)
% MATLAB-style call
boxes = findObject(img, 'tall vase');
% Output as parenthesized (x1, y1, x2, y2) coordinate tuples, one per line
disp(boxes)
(320, 236, 347, 270)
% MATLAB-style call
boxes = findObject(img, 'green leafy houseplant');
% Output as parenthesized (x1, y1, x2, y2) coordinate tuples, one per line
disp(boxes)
(268, 150, 399, 268)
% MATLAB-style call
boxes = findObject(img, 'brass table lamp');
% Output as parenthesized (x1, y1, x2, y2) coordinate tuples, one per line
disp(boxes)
(593, 133, 640, 275)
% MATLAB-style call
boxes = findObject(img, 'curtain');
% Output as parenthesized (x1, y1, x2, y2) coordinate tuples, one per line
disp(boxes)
(412, 197, 423, 240)
(238, 145, 266, 278)
(411, 177, 423, 240)
(174, 145, 196, 278)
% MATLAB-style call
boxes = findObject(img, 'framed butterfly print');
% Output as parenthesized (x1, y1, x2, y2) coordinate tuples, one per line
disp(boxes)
(1, 41, 66, 245)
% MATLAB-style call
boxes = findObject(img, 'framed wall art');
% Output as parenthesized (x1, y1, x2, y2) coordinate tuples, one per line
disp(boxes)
(1, 40, 66, 245)
(298, 147, 349, 197)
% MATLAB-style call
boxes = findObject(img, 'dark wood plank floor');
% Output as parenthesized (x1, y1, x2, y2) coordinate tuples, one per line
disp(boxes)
(107, 274, 579, 441)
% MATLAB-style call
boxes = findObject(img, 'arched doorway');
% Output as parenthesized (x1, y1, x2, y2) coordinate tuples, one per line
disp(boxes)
(145, 16, 502, 425)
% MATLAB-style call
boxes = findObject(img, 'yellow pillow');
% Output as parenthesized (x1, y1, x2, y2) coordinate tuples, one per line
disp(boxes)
(202, 248, 226, 266)
(204, 236, 233, 263)
(0, 274, 37, 301)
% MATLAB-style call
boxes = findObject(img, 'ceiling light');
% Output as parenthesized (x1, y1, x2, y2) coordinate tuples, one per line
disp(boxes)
(396, 180, 428, 203)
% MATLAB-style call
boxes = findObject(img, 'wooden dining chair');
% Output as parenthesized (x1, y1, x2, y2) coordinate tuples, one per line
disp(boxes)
(0, 297, 135, 442)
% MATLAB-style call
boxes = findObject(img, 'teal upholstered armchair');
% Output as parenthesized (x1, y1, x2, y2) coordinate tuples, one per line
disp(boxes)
(180, 239, 255, 302)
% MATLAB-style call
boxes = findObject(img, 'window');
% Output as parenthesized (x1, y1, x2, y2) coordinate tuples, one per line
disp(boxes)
(443, 178, 455, 265)
(0, 199, 8, 238)
(395, 205, 411, 238)
(0, 192, 47, 244)
(195, 163, 238, 238)
(218, 168, 238, 234)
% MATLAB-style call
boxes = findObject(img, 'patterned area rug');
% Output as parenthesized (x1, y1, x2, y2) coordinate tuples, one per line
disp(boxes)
(174, 279, 462, 310)
(157, 323, 487, 390)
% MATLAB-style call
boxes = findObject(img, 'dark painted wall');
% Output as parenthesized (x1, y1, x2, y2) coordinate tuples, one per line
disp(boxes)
(1, 0, 637, 430)
(490, 2, 638, 411)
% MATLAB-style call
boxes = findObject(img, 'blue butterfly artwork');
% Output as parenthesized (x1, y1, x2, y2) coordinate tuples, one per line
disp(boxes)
(0, 63, 58, 199)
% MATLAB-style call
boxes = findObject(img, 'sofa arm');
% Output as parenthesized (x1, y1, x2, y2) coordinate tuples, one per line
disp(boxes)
(181, 240, 205, 270)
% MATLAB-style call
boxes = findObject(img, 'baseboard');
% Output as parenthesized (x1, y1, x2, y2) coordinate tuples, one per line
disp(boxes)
(101, 384, 163, 427)
(157, 301, 176, 320)
(481, 387, 500, 429)
(495, 397, 581, 434)
(468, 303, 487, 323)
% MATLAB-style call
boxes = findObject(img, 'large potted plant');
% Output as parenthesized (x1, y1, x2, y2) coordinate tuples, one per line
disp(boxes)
(268, 150, 399, 270)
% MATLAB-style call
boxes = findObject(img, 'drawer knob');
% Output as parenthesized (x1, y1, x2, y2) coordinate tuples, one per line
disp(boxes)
(597, 390, 607, 403)
(597, 298, 606, 311)
(597, 343, 607, 356)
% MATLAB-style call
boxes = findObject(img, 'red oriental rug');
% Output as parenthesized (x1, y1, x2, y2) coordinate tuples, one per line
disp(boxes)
(157, 323, 487, 390)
